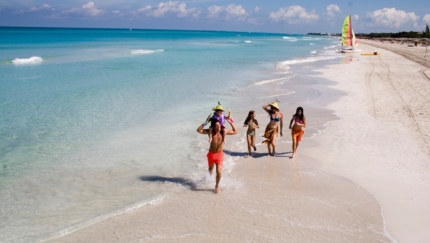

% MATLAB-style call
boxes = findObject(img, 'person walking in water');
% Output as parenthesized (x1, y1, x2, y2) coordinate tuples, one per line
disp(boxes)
(243, 110, 259, 156)
(197, 112, 237, 193)
(262, 100, 283, 156)
(289, 107, 306, 158)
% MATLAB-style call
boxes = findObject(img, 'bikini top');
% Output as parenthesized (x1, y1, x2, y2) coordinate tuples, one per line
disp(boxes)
(294, 116, 303, 124)
(270, 115, 281, 122)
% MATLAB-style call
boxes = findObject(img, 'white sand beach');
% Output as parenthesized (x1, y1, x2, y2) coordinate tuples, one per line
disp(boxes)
(50, 43, 430, 243)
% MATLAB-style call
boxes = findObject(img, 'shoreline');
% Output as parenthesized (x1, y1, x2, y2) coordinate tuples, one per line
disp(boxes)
(50, 42, 430, 242)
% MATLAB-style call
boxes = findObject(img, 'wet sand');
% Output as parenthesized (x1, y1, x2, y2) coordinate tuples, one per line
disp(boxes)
(49, 43, 430, 243)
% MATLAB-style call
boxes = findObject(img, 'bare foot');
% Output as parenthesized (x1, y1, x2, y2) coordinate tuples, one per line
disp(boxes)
(215, 186, 220, 193)
(253, 146, 257, 151)
(290, 153, 296, 159)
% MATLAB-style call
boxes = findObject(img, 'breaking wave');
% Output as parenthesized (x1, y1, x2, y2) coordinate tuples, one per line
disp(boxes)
(12, 56, 43, 65)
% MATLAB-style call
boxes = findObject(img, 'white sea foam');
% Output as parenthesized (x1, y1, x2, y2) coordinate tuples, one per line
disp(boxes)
(310, 51, 317, 54)
(277, 56, 338, 69)
(283, 37, 297, 42)
(252, 77, 290, 86)
(130, 49, 164, 54)
(260, 92, 295, 98)
(12, 56, 43, 65)
(309, 43, 315, 45)
(324, 45, 336, 49)
(244, 40, 251, 43)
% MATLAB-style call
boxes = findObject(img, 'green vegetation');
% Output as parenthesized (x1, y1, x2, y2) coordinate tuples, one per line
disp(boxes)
(308, 24, 430, 39)
(360, 25, 429, 38)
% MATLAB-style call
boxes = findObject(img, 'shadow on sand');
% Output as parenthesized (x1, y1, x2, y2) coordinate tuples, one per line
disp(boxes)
(139, 176, 214, 193)
(223, 150, 292, 158)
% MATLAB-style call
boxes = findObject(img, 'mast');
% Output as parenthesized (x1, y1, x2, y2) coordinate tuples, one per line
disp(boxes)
(349, 15, 354, 50)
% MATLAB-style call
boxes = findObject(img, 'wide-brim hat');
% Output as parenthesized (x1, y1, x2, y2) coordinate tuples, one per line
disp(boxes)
(212, 101, 224, 111)
(269, 102, 279, 110)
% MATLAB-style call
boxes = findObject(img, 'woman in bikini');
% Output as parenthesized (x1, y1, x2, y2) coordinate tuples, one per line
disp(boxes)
(262, 101, 283, 156)
(289, 107, 306, 158)
(243, 110, 259, 156)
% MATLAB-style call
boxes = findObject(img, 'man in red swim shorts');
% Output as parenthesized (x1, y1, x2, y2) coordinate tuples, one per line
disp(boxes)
(197, 114, 237, 193)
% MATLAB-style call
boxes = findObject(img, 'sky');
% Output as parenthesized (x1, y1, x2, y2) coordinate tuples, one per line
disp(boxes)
(1, 0, 429, 33)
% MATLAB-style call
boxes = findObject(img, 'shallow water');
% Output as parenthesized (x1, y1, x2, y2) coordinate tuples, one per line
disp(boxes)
(0, 27, 344, 242)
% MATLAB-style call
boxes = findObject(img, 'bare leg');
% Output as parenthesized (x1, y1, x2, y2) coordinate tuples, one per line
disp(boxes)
(246, 135, 252, 156)
(291, 134, 294, 153)
(272, 143, 276, 156)
(251, 135, 256, 151)
(267, 143, 272, 156)
(294, 141, 300, 156)
(215, 164, 222, 193)
(291, 134, 297, 158)
(208, 164, 214, 175)
(271, 134, 277, 156)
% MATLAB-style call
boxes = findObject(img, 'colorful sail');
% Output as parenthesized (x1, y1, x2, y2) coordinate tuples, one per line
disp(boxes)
(352, 29, 358, 47)
(342, 15, 358, 48)
(342, 15, 352, 46)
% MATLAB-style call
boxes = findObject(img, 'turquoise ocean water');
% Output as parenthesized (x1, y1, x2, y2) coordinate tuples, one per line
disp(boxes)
(0, 27, 341, 242)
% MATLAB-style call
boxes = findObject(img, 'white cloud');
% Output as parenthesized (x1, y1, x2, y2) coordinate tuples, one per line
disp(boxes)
(29, 4, 53, 12)
(225, 4, 246, 20)
(366, 8, 419, 28)
(254, 6, 260, 13)
(207, 5, 222, 18)
(140, 1, 196, 18)
(326, 4, 340, 17)
(138, 5, 152, 13)
(353, 14, 359, 21)
(423, 14, 430, 24)
(207, 4, 247, 21)
(269, 5, 318, 24)
(192, 10, 201, 18)
(65, 1, 105, 17)
(112, 10, 123, 16)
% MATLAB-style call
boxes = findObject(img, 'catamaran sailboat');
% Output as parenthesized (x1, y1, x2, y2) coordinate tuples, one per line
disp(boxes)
(338, 15, 361, 53)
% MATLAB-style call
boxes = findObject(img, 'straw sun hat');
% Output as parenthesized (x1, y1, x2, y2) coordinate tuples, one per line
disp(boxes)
(269, 99, 280, 110)
(212, 101, 224, 111)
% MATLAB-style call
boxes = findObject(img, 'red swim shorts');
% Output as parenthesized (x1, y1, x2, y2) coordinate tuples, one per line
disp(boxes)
(207, 151, 224, 167)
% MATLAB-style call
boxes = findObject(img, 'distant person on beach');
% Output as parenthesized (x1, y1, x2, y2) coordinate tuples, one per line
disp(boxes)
(243, 110, 259, 156)
(207, 102, 231, 144)
(262, 100, 283, 156)
(289, 107, 306, 158)
(197, 115, 237, 193)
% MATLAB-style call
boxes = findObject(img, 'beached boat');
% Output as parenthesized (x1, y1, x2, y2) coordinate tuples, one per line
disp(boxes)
(338, 15, 361, 53)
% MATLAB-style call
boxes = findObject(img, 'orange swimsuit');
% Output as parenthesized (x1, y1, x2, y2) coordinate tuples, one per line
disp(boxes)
(292, 117, 304, 142)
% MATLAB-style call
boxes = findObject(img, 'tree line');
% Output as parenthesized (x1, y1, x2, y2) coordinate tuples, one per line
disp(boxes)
(358, 24, 430, 38)
(310, 24, 430, 39)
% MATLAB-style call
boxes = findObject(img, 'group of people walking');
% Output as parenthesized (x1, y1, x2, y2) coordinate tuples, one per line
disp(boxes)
(196, 100, 306, 193)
